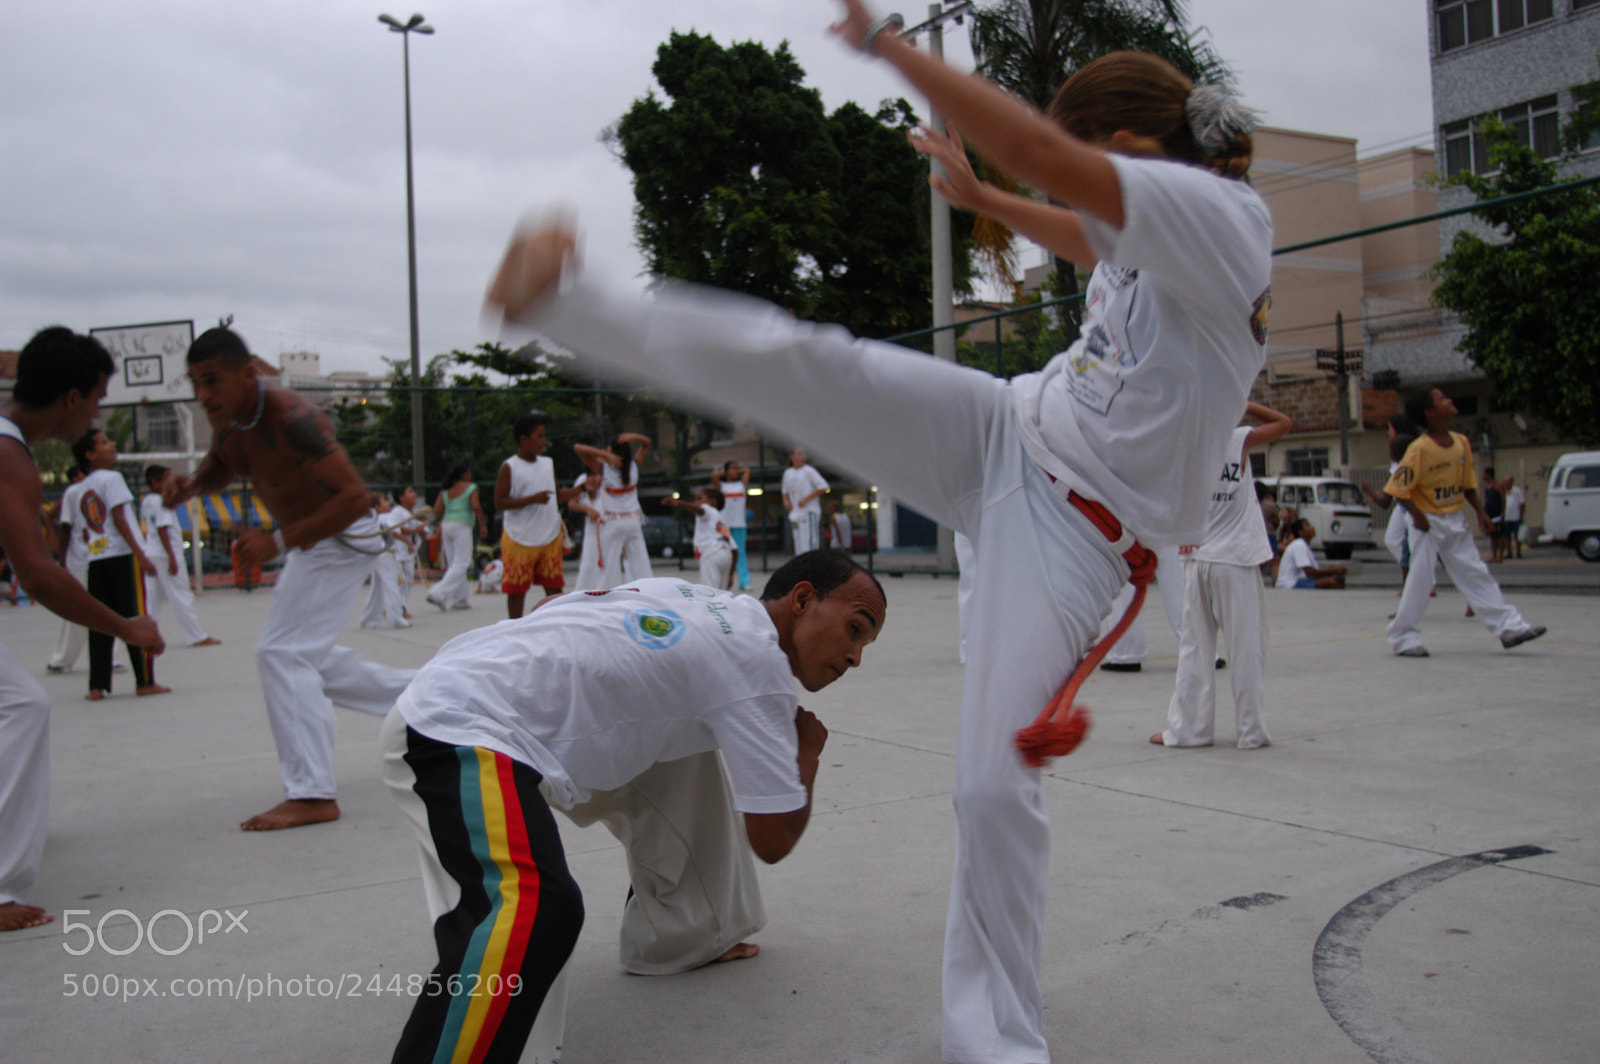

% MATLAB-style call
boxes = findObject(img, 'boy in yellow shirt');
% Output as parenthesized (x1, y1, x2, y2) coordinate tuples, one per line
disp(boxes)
(1383, 388, 1544, 656)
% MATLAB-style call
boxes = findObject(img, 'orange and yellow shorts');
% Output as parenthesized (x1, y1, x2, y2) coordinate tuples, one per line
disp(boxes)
(500, 530, 565, 594)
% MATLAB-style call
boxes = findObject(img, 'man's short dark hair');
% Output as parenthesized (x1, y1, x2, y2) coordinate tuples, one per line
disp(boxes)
(761, 549, 883, 603)
(144, 464, 170, 489)
(71, 429, 102, 469)
(512, 414, 546, 442)
(12, 326, 115, 409)
(1403, 390, 1437, 430)
(187, 327, 252, 366)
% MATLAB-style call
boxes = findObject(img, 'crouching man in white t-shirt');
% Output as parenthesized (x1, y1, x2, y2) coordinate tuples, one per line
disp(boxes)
(379, 550, 886, 1064)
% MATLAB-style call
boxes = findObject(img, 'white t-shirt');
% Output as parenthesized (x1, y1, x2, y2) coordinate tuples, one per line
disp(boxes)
(600, 462, 642, 518)
(719, 477, 748, 529)
(79, 468, 136, 561)
(1009, 155, 1273, 548)
(58, 479, 91, 570)
(1190, 427, 1272, 567)
(389, 508, 422, 559)
(396, 578, 805, 813)
(782, 464, 828, 516)
(690, 503, 728, 557)
(1276, 538, 1318, 588)
(139, 493, 183, 563)
(500, 454, 561, 547)
(1504, 485, 1524, 522)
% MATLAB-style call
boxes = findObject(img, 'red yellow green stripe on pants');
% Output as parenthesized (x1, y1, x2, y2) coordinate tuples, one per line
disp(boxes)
(387, 721, 584, 1064)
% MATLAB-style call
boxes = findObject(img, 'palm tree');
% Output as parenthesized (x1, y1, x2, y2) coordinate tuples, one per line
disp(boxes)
(965, 1, 1231, 306)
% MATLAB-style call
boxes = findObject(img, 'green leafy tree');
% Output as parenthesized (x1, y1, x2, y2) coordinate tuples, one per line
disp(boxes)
(1431, 117, 1600, 446)
(609, 31, 972, 337)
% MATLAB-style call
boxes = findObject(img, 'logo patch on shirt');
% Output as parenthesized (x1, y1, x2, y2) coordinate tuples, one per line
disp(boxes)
(625, 608, 686, 649)
(1250, 288, 1272, 345)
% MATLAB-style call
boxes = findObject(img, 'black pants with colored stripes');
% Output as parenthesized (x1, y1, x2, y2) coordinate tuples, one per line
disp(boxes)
(86, 554, 152, 693)
(392, 725, 585, 1064)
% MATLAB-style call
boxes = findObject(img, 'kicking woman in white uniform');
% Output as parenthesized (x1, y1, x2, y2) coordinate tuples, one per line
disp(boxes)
(486, 6, 1270, 1058)
(575, 433, 653, 588)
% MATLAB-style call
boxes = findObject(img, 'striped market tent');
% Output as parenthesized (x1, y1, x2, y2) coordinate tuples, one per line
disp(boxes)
(184, 491, 277, 536)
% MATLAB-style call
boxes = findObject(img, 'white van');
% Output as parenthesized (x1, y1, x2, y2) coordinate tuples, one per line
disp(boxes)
(1541, 450, 1600, 562)
(1262, 476, 1374, 560)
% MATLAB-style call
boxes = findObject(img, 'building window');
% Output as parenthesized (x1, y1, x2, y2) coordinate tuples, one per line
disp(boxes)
(1436, 0, 1553, 53)
(1286, 448, 1329, 477)
(1577, 0, 1600, 10)
(1441, 95, 1561, 175)
(146, 405, 181, 450)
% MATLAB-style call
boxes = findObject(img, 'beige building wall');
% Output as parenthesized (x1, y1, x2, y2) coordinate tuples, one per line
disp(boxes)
(1357, 146, 1442, 342)
(1251, 128, 1365, 378)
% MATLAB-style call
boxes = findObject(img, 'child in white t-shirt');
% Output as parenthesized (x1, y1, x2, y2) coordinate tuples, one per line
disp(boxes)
(665, 487, 737, 590)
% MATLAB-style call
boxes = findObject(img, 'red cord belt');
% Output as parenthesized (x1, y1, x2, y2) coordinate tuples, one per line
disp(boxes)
(1013, 490, 1158, 768)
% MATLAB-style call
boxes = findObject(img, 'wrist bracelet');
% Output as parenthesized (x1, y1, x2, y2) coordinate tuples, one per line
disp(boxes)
(860, 13, 905, 54)
(272, 528, 287, 555)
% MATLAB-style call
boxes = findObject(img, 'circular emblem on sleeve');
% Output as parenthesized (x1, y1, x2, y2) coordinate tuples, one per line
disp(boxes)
(1250, 287, 1272, 346)
(625, 608, 686, 649)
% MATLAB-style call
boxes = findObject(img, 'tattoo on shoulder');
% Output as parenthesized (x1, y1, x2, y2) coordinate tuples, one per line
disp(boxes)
(282, 408, 335, 460)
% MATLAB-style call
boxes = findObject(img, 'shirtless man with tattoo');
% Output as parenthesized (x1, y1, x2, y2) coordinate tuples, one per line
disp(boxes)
(166, 327, 414, 832)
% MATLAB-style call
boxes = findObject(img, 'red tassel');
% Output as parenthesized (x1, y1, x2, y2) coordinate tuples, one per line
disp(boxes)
(1014, 543, 1158, 769)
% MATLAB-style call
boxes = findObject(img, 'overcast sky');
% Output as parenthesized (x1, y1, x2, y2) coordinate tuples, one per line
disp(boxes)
(0, 1, 1435, 379)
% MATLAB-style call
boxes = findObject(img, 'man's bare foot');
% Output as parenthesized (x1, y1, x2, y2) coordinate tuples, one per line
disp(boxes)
(85, 689, 106, 701)
(136, 683, 172, 696)
(713, 942, 760, 963)
(0, 901, 55, 931)
(240, 799, 341, 831)
(192, 637, 222, 647)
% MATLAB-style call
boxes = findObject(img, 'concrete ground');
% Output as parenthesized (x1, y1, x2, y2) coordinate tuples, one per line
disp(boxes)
(0, 563, 1595, 1064)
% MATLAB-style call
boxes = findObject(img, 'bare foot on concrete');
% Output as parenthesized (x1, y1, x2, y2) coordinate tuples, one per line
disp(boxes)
(713, 942, 760, 963)
(240, 799, 341, 831)
(85, 689, 106, 701)
(0, 901, 55, 932)
(191, 637, 222, 647)
(136, 683, 172, 696)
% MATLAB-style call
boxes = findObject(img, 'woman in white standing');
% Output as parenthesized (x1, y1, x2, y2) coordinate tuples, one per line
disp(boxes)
(712, 460, 752, 589)
(485, 4, 1270, 1057)
(575, 434, 653, 588)
(427, 464, 485, 611)
(139, 465, 219, 648)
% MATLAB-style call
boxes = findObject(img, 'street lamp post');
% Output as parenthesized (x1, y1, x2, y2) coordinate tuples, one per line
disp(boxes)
(378, 12, 433, 486)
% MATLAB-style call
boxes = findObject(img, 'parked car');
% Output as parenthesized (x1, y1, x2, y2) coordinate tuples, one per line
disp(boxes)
(1262, 476, 1374, 560)
(642, 514, 692, 558)
(1540, 450, 1600, 562)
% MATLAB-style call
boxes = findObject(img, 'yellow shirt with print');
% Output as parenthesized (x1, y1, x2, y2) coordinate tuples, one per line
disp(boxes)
(1384, 432, 1476, 515)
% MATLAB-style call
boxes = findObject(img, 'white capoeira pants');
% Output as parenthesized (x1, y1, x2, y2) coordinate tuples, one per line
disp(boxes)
(562, 749, 765, 974)
(597, 513, 652, 589)
(1161, 560, 1269, 749)
(359, 549, 407, 628)
(144, 557, 210, 645)
(790, 510, 821, 555)
(524, 279, 1134, 1064)
(258, 525, 415, 800)
(47, 559, 89, 671)
(574, 519, 602, 591)
(396, 552, 416, 611)
(430, 523, 475, 608)
(697, 542, 734, 592)
(1387, 509, 1528, 654)
(1103, 543, 1185, 664)
(0, 640, 50, 906)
